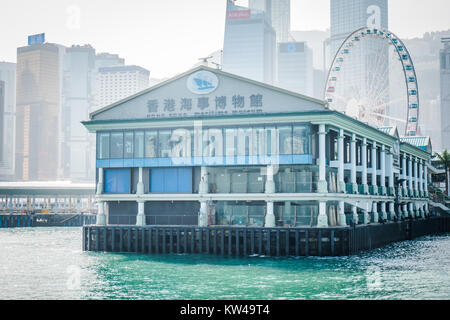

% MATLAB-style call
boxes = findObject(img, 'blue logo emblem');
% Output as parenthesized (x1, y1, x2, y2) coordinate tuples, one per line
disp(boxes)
(187, 71, 219, 95)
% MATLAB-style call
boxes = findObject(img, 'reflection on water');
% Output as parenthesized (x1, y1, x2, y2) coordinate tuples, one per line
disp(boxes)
(0, 227, 448, 300)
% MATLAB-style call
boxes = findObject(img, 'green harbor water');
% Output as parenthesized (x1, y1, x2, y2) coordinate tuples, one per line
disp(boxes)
(0, 227, 448, 300)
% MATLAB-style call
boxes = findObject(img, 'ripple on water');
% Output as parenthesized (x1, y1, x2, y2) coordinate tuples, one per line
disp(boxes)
(0, 228, 449, 300)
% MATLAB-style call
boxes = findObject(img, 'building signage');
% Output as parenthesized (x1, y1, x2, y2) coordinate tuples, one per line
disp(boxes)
(187, 71, 219, 95)
(28, 33, 45, 46)
(227, 10, 251, 20)
(146, 93, 264, 119)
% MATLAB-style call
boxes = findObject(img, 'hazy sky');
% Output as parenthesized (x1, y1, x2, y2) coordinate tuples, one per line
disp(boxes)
(1, 0, 449, 78)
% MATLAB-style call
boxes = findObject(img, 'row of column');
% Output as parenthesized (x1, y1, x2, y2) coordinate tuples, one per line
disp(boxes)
(401, 154, 428, 198)
(319, 126, 396, 196)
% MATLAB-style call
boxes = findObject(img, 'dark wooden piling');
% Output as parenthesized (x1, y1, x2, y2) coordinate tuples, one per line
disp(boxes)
(83, 216, 450, 257)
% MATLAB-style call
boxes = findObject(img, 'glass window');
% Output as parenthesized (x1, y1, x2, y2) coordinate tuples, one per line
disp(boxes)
(254, 127, 266, 157)
(293, 124, 311, 154)
(110, 132, 123, 159)
(225, 128, 237, 157)
(266, 127, 278, 156)
(124, 132, 134, 158)
(159, 130, 172, 158)
(145, 131, 157, 158)
(237, 127, 253, 157)
(98, 132, 110, 159)
(134, 131, 144, 158)
(278, 126, 292, 155)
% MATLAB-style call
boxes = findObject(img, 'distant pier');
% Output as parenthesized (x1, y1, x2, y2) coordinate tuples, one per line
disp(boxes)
(83, 215, 449, 257)
(0, 214, 96, 228)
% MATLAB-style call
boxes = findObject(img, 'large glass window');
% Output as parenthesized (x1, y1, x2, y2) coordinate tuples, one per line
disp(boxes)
(124, 132, 134, 158)
(98, 133, 110, 159)
(293, 124, 311, 154)
(134, 131, 144, 158)
(104, 169, 130, 194)
(159, 130, 172, 158)
(145, 131, 157, 158)
(278, 126, 292, 155)
(110, 132, 124, 159)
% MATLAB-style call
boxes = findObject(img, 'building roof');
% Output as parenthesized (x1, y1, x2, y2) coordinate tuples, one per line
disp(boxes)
(378, 126, 399, 138)
(400, 136, 430, 148)
(90, 65, 326, 120)
(98, 65, 150, 75)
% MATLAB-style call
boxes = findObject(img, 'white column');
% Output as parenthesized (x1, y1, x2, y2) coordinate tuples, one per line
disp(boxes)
(408, 157, 413, 197)
(388, 148, 395, 196)
(199, 166, 209, 194)
(96, 201, 106, 225)
(380, 145, 386, 195)
(372, 202, 378, 223)
(424, 164, 428, 196)
(317, 201, 328, 227)
(265, 165, 275, 194)
(96, 168, 104, 195)
(371, 142, 378, 195)
(265, 201, 276, 227)
(402, 154, 407, 197)
(338, 201, 346, 226)
(318, 124, 328, 193)
(362, 202, 370, 225)
(338, 129, 345, 193)
(380, 202, 387, 221)
(136, 200, 146, 226)
(198, 201, 208, 227)
(414, 157, 419, 197)
(419, 160, 424, 197)
(409, 202, 414, 218)
(137, 167, 144, 195)
(361, 138, 368, 194)
(350, 134, 358, 194)
(389, 202, 396, 221)
(352, 205, 359, 224)
(403, 203, 409, 219)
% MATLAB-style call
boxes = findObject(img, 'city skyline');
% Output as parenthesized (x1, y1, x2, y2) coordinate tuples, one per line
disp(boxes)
(0, 0, 449, 79)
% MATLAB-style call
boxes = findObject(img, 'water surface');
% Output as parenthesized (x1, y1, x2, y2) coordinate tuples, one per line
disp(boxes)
(0, 227, 448, 300)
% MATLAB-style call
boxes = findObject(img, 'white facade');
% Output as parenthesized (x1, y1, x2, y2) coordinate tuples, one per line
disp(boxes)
(0, 62, 16, 181)
(277, 42, 314, 97)
(441, 38, 450, 152)
(222, 0, 276, 85)
(98, 66, 150, 108)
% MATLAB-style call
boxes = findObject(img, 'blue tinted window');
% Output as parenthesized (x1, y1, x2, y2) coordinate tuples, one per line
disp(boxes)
(104, 169, 130, 194)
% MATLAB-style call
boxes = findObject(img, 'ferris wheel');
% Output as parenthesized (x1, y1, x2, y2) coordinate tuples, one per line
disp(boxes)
(325, 27, 420, 136)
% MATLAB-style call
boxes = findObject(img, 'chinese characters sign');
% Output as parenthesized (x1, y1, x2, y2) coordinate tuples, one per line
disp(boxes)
(146, 94, 264, 119)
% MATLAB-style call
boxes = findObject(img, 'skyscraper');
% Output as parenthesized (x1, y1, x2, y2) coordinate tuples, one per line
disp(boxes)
(15, 43, 64, 181)
(441, 37, 450, 151)
(277, 42, 314, 97)
(222, 0, 276, 84)
(0, 62, 16, 181)
(62, 45, 96, 181)
(330, 0, 388, 58)
(97, 65, 150, 108)
(270, 0, 290, 43)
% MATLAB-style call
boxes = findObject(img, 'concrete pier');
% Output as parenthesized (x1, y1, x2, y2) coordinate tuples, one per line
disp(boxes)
(83, 215, 450, 257)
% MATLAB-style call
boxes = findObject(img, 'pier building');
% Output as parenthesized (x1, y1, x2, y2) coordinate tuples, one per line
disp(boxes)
(82, 65, 433, 229)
